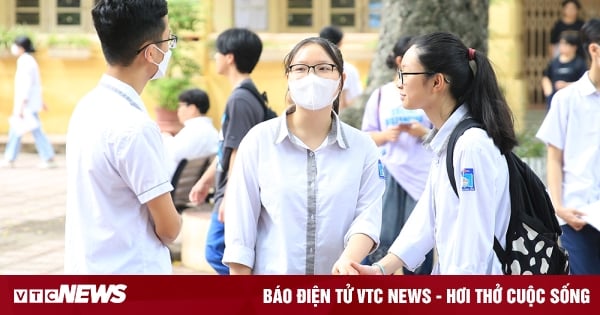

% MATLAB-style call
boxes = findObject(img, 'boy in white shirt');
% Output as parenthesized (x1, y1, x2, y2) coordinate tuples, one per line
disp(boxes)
(536, 18, 600, 275)
(162, 88, 218, 176)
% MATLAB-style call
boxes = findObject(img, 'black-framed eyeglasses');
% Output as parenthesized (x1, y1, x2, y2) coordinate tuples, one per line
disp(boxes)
(136, 34, 178, 54)
(397, 70, 435, 85)
(288, 63, 338, 77)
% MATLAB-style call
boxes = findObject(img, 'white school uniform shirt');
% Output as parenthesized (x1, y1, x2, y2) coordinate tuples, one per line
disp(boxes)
(162, 116, 218, 176)
(13, 53, 43, 113)
(536, 72, 600, 225)
(342, 62, 363, 102)
(65, 74, 173, 274)
(222, 108, 385, 274)
(389, 105, 510, 274)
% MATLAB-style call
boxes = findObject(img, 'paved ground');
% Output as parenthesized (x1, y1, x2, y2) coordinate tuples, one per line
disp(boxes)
(0, 108, 547, 275)
(0, 152, 206, 275)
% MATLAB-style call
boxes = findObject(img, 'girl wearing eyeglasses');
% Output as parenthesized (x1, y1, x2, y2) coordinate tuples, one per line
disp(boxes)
(222, 37, 385, 275)
(353, 31, 517, 275)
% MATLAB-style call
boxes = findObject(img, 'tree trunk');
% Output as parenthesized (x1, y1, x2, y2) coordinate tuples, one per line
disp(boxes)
(341, 0, 489, 128)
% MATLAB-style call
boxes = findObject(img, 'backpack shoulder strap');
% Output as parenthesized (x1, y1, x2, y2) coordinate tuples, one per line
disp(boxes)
(446, 118, 483, 196)
(238, 81, 268, 112)
(446, 118, 510, 267)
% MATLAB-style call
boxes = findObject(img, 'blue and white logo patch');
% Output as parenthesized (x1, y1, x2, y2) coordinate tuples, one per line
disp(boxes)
(378, 160, 385, 179)
(461, 168, 475, 191)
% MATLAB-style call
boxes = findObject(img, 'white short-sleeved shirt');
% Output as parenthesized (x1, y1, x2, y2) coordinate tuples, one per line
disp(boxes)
(65, 74, 174, 274)
(342, 62, 363, 103)
(162, 116, 218, 176)
(13, 53, 43, 113)
(389, 105, 510, 274)
(536, 72, 600, 224)
(222, 108, 385, 274)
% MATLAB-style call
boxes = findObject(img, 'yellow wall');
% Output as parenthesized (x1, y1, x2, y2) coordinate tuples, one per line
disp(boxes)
(0, 34, 374, 135)
(0, 0, 524, 135)
(0, 47, 106, 134)
(488, 0, 526, 133)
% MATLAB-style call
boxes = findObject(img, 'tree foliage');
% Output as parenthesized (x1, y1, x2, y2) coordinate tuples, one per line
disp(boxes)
(341, 0, 489, 128)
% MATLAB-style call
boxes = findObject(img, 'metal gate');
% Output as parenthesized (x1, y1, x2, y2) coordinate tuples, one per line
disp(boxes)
(523, 0, 599, 108)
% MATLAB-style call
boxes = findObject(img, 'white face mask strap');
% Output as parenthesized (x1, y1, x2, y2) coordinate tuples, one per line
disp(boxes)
(144, 44, 166, 66)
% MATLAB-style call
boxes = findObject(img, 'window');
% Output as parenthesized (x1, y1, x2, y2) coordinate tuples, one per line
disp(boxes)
(284, 0, 381, 32)
(13, 0, 99, 32)
(15, 0, 40, 25)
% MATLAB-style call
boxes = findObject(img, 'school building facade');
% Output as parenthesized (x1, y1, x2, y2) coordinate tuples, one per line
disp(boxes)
(0, 0, 598, 134)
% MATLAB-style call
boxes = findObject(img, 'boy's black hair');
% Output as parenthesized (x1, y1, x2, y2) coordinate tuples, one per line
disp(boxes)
(319, 25, 343, 46)
(559, 31, 580, 46)
(178, 88, 210, 114)
(216, 28, 262, 74)
(92, 0, 168, 66)
(561, 0, 581, 10)
(580, 18, 600, 61)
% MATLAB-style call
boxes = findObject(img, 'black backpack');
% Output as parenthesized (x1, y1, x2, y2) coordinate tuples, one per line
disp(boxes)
(238, 81, 278, 121)
(446, 118, 569, 275)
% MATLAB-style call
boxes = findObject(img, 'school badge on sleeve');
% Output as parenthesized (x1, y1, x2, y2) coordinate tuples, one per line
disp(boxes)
(461, 168, 475, 191)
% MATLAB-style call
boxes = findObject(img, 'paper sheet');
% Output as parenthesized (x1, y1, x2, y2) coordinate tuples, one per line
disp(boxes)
(8, 111, 39, 136)
(579, 200, 600, 232)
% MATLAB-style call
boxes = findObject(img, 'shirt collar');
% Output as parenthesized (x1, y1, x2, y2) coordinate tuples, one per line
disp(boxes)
(183, 116, 212, 127)
(275, 105, 349, 149)
(577, 71, 598, 96)
(98, 74, 147, 113)
(426, 104, 469, 157)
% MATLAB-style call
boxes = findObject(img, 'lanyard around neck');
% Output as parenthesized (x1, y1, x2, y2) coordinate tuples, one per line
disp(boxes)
(99, 82, 143, 111)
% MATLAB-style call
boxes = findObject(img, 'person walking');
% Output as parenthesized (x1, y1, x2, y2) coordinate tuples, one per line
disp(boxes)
(1, 35, 56, 169)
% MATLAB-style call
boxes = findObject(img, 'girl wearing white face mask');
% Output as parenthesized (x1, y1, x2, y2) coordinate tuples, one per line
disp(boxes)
(222, 37, 385, 275)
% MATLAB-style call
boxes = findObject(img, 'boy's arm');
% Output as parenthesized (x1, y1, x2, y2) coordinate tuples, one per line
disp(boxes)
(217, 148, 237, 222)
(547, 144, 586, 230)
(189, 157, 217, 205)
(147, 192, 182, 244)
(541, 76, 553, 98)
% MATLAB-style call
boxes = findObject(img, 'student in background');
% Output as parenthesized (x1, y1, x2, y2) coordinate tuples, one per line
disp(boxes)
(541, 31, 587, 110)
(319, 25, 363, 111)
(549, 0, 585, 57)
(222, 37, 384, 275)
(536, 18, 600, 275)
(353, 31, 517, 275)
(188, 28, 265, 275)
(162, 88, 218, 177)
(361, 35, 434, 274)
(1, 35, 56, 169)
(64, 0, 182, 274)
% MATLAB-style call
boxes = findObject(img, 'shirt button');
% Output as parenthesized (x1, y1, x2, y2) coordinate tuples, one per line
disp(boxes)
(309, 152, 314, 157)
